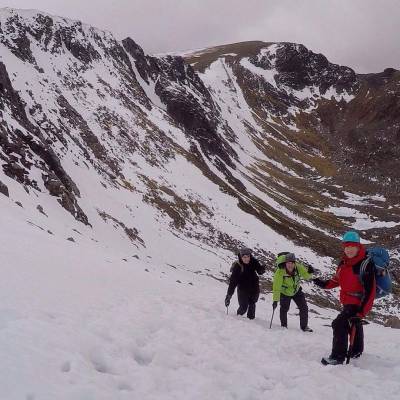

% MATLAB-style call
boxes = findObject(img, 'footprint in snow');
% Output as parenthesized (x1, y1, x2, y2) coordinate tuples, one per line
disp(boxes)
(133, 348, 154, 366)
(61, 361, 71, 373)
(88, 350, 114, 374)
(118, 382, 133, 391)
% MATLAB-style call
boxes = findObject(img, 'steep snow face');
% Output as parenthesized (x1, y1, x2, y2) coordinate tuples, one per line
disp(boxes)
(0, 8, 333, 275)
(1, 206, 400, 400)
(197, 49, 400, 261)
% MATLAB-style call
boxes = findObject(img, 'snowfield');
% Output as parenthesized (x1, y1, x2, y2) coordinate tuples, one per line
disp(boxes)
(1, 200, 399, 400)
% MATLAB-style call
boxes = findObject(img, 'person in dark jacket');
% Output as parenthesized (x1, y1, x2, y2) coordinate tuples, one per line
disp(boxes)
(225, 248, 265, 319)
(313, 231, 376, 365)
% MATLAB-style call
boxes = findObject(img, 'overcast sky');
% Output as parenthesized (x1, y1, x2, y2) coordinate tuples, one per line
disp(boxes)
(1, 0, 399, 73)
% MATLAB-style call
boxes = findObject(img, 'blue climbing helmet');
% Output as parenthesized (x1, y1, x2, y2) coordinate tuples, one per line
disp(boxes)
(342, 231, 360, 243)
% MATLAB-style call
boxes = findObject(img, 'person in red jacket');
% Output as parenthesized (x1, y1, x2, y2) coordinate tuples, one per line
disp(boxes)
(313, 231, 376, 365)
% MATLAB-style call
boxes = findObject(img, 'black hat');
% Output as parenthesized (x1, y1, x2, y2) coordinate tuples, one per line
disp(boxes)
(239, 247, 252, 257)
(285, 253, 296, 263)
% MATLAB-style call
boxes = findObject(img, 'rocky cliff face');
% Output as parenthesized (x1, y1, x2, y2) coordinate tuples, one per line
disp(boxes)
(186, 41, 400, 185)
(1, 8, 399, 324)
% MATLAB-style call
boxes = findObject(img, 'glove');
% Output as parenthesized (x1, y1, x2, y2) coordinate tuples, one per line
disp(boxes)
(307, 265, 315, 274)
(225, 295, 231, 307)
(312, 278, 325, 288)
(272, 301, 278, 310)
(355, 306, 365, 319)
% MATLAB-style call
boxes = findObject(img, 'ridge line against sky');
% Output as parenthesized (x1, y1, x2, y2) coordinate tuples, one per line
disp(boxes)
(1, 0, 399, 73)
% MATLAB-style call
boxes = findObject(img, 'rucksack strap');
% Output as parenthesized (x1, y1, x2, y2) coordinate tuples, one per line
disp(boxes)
(359, 257, 371, 280)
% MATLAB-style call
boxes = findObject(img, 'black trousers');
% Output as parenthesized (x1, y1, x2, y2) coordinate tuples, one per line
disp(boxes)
(331, 304, 364, 361)
(237, 288, 259, 319)
(280, 288, 308, 329)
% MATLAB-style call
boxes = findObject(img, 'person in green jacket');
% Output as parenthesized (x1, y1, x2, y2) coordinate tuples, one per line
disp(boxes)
(272, 252, 314, 332)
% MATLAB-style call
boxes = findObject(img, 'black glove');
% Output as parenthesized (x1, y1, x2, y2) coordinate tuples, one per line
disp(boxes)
(307, 265, 315, 274)
(272, 301, 278, 310)
(225, 295, 231, 307)
(312, 278, 326, 288)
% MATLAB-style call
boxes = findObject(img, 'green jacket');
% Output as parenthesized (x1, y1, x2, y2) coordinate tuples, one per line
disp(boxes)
(272, 260, 312, 302)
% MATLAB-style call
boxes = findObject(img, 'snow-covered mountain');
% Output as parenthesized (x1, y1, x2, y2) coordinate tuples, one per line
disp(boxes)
(1, 8, 399, 323)
(1, 7, 400, 399)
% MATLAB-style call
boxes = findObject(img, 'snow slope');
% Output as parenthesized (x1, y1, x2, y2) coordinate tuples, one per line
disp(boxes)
(1, 197, 400, 400)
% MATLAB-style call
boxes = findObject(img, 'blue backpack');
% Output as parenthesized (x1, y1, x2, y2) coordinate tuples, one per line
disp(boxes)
(360, 247, 392, 299)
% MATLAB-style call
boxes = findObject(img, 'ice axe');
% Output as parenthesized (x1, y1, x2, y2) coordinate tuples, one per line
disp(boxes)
(346, 317, 367, 364)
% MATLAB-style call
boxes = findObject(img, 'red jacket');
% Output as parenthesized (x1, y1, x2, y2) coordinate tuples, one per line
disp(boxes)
(323, 245, 375, 317)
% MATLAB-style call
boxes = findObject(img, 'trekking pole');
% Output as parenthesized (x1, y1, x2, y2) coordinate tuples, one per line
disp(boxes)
(226, 306, 229, 315)
(346, 322, 357, 364)
(269, 308, 275, 329)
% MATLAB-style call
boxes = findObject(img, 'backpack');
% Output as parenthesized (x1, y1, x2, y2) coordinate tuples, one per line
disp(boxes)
(360, 247, 392, 299)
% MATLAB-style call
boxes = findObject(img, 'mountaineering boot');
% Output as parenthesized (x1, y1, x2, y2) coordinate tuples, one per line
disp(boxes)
(247, 303, 256, 319)
(301, 326, 313, 332)
(321, 356, 344, 366)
